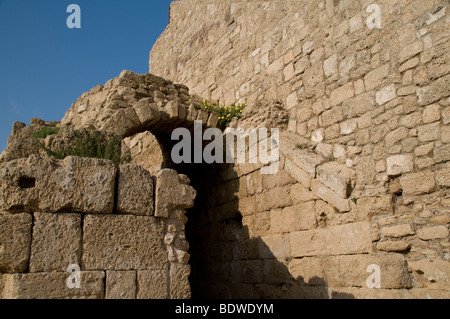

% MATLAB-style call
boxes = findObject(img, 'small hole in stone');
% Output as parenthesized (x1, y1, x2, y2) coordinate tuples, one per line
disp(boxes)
(19, 177, 36, 189)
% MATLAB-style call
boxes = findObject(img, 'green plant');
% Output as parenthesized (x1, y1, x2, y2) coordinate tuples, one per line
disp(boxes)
(333, 207, 340, 214)
(34, 126, 60, 139)
(35, 126, 130, 166)
(328, 156, 335, 162)
(352, 197, 358, 205)
(193, 98, 246, 128)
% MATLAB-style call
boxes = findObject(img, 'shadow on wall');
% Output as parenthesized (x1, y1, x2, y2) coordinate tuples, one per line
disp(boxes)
(165, 154, 355, 299)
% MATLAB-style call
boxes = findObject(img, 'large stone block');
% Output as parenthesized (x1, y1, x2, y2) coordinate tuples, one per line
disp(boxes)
(1, 272, 104, 299)
(417, 74, 450, 106)
(154, 169, 196, 218)
(106, 271, 136, 299)
(0, 155, 116, 214)
(0, 213, 32, 273)
(170, 263, 190, 299)
(290, 222, 371, 257)
(311, 180, 351, 212)
(290, 254, 412, 289)
(408, 260, 450, 289)
(137, 269, 168, 299)
(30, 213, 81, 272)
(316, 162, 356, 199)
(400, 171, 436, 195)
(82, 215, 167, 271)
(117, 163, 154, 216)
(386, 154, 414, 176)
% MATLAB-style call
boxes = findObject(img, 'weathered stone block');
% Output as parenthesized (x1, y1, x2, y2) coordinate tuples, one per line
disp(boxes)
(400, 171, 436, 195)
(376, 240, 411, 252)
(364, 64, 390, 91)
(82, 215, 167, 270)
(342, 93, 376, 119)
(418, 123, 440, 142)
(290, 222, 371, 257)
(409, 260, 450, 289)
(1, 272, 104, 299)
(30, 213, 81, 272)
(155, 169, 196, 218)
(170, 263, 190, 299)
(0, 213, 32, 273)
(0, 155, 116, 214)
(376, 85, 397, 105)
(330, 82, 355, 106)
(355, 195, 394, 219)
(284, 158, 311, 189)
(282, 202, 316, 232)
(137, 269, 168, 299)
(381, 224, 415, 238)
(434, 145, 450, 164)
(324, 254, 412, 289)
(316, 162, 356, 199)
(106, 271, 136, 299)
(437, 162, 450, 187)
(417, 74, 450, 106)
(311, 180, 351, 212)
(117, 163, 154, 216)
(259, 234, 290, 259)
(417, 226, 449, 240)
(386, 154, 414, 176)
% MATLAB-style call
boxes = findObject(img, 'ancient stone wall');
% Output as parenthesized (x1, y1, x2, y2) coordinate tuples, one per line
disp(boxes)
(149, 0, 450, 298)
(0, 126, 196, 299)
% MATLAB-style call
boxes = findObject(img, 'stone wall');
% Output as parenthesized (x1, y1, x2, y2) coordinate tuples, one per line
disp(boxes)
(0, 135, 196, 299)
(149, 0, 450, 298)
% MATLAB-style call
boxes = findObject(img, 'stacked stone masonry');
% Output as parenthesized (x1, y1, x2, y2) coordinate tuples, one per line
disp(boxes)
(0, 0, 449, 299)
(148, 0, 450, 298)
(0, 147, 196, 298)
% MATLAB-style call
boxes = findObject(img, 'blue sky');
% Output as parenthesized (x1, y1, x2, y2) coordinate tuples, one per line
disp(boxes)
(0, 0, 172, 151)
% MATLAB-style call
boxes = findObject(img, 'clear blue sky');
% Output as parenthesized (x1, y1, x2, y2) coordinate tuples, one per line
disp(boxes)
(0, 0, 172, 151)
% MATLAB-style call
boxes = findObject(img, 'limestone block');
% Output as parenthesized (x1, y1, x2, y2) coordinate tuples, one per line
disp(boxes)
(417, 74, 450, 106)
(316, 162, 356, 199)
(133, 99, 161, 128)
(106, 271, 136, 299)
(355, 195, 394, 219)
(398, 41, 423, 64)
(290, 222, 371, 257)
(102, 107, 141, 136)
(381, 224, 415, 238)
(434, 144, 450, 163)
(364, 64, 390, 91)
(400, 171, 436, 195)
(0, 155, 116, 214)
(408, 260, 450, 289)
(82, 215, 167, 271)
(437, 162, 450, 187)
(30, 213, 81, 273)
(117, 163, 154, 216)
(418, 123, 440, 142)
(342, 93, 376, 119)
(376, 240, 411, 252)
(259, 234, 290, 259)
(330, 82, 355, 106)
(154, 169, 196, 218)
(1, 272, 104, 299)
(137, 269, 168, 299)
(416, 226, 449, 240)
(385, 127, 409, 146)
(329, 254, 411, 289)
(423, 104, 441, 124)
(386, 154, 414, 176)
(284, 158, 312, 189)
(311, 180, 351, 212)
(170, 263, 190, 299)
(0, 213, 32, 273)
(376, 85, 397, 105)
